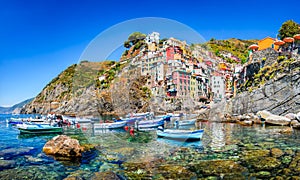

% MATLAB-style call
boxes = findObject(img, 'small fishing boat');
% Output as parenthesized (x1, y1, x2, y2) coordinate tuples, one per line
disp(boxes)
(156, 127, 204, 141)
(17, 123, 63, 134)
(125, 112, 153, 118)
(7, 117, 49, 125)
(136, 118, 165, 129)
(120, 116, 145, 125)
(174, 119, 196, 126)
(94, 120, 127, 129)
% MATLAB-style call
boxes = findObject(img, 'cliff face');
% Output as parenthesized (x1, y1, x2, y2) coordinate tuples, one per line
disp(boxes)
(232, 73, 300, 115)
(231, 60, 300, 116)
(21, 61, 152, 117)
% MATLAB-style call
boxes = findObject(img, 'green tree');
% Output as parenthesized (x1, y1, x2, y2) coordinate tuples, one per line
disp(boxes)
(278, 20, 300, 40)
(128, 32, 146, 45)
(124, 40, 131, 48)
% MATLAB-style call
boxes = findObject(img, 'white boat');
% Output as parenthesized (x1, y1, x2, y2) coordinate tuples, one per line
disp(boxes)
(62, 115, 91, 124)
(135, 118, 165, 129)
(157, 127, 204, 141)
(174, 119, 197, 126)
(94, 121, 127, 129)
(7, 117, 49, 125)
(125, 112, 153, 118)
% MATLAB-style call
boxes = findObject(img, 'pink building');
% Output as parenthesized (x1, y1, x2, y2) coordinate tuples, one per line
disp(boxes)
(172, 70, 191, 97)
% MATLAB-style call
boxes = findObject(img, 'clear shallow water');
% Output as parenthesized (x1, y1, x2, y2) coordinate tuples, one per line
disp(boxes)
(1, 114, 300, 179)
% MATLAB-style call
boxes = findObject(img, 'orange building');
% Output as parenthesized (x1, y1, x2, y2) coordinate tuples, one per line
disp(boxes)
(257, 37, 279, 51)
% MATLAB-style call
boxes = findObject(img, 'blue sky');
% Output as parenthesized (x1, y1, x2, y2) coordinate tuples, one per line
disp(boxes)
(1, 0, 300, 106)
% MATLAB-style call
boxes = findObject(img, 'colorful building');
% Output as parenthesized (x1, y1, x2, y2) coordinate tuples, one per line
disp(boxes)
(257, 37, 279, 51)
(166, 46, 183, 61)
(211, 76, 225, 102)
(141, 52, 165, 76)
(172, 70, 191, 97)
(145, 32, 160, 45)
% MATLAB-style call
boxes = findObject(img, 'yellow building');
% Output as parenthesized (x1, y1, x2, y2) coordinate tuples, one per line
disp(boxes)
(148, 42, 157, 52)
(257, 37, 279, 51)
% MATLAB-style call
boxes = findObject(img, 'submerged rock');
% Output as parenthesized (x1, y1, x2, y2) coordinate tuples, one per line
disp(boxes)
(188, 160, 247, 178)
(0, 160, 15, 170)
(271, 148, 284, 158)
(90, 171, 120, 180)
(252, 157, 281, 171)
(278, 127, 293, 134)
(156, 165, 197, 179)
(43, 135, 84, 160)
(289, 152, 300, 175)
(242, 149, 281, 171)
(0, 147, 34, 159)
(242, 150, 270, 161)
(0, 165, 63, 179)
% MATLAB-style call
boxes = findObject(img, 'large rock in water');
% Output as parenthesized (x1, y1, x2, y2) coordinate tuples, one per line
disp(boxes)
(43, 135, 84, 160)
(257, 110, 291, 126)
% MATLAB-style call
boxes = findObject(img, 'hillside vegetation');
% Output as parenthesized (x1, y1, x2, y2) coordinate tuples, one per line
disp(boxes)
(206, 38, 258, 64)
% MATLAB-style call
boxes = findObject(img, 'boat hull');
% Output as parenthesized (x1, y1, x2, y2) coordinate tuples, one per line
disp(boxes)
(157, 129, 204, 141)
(18, 124, 63, 134)
(175, 119, 196, 126)
(136, 119, 165, 129)
(94, 121, 127, 129)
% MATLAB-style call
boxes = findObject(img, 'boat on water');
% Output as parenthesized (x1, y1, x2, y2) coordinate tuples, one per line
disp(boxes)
(156, 127, 204, 141)
(7, 117, 49, 125)
(174, 119, 197, 126)
(94, 120, 127, 129)
(125, 112, 153, 118)
(120, 116, 145, 125)
(136, 118, 165, 129)
(17, 123, 63, 134)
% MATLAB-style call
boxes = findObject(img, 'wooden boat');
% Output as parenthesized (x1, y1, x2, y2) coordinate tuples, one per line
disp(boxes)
(174, 119, 196, 126)
(94, 120, 127, 129)
(17, 123, 63, 134)
(156, 127, 204, 141)
(136, 118, 165, 129)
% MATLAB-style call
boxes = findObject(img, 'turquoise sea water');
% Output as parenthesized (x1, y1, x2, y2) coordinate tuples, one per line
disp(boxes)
(1, 114, 300, 179)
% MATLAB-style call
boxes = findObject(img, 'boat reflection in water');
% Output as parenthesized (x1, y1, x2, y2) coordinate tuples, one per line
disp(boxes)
(156, 137, 204, 150)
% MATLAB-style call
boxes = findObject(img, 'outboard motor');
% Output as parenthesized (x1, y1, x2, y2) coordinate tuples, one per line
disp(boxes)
(157, 126, 164, 131)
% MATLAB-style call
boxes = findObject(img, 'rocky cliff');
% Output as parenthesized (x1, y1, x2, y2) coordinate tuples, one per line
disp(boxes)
(231, 57, 300, 116)
(21, 61, 152, 117)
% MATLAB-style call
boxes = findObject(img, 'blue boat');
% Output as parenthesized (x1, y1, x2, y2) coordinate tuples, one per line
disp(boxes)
(157, 127, 204, 141)
(120, 116, 145, 125)
(136, 118, 165, 129)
